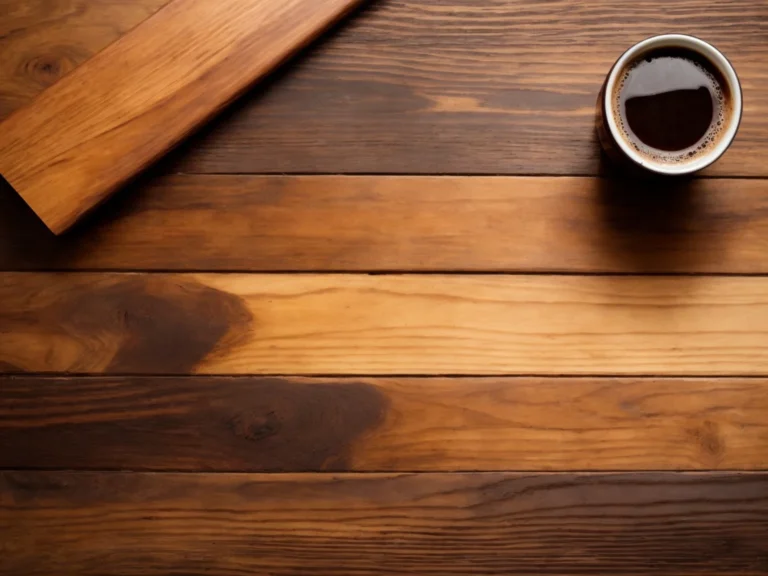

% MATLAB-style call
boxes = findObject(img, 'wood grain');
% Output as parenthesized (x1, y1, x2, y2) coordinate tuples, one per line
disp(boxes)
(4, 175, 768, 273)
(1, 471, 767, 575)
(0, 0, 364, 234)
(0, 0, 170, 120)
(6, 1, 766, 177)
(3, 273, 768, 375)
(1, 376, 767, 471)
(3, 4, 767, 572)
(167, 0, 768, 176)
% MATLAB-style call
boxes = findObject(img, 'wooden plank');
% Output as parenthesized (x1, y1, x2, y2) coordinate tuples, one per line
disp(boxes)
(2, 1, 766, 178)
(2, 273, 768, 376)
(1, 376, 767, 471)
(0, 0, 170, 120)
(4, 175, 768, 273)
(1, 471, 766, 575)
(170, 0, 766, 176)
(0, 0, 365, 234)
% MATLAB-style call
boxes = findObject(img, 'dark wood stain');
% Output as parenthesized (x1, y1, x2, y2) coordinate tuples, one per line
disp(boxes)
(0, 275, 252, 373)
(1, 471, 767, 575)
(1, 376, 766, 472)
(0, 377, 387, 471)
(98, 279, 250, 373)
(223, 379, 387, 470)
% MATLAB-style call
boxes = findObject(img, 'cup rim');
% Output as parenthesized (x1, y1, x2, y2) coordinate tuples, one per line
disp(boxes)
(604, 34, 743, 176)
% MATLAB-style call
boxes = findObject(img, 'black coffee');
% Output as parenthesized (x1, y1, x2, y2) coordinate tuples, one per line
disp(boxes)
(613, 48, 730, 163)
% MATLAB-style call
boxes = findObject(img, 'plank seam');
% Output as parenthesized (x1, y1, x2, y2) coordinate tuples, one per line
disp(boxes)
(8, 270, 768, 277)
(1, 468, 766, 475)
(6, 372, 768, 379)
(171, 172, 768, 180)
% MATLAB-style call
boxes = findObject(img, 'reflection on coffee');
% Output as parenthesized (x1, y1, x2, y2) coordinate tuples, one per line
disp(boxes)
(613, 48, 731, 164)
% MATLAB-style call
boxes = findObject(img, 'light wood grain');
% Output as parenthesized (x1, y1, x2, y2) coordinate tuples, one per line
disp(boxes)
(0, 0, 170, 119)
(3, 175, 768, 272)
(1, 376, 767, 471)
(2, 273, 768, 375)
(2, 471, 767, 575)
(0, 0, 364, 233)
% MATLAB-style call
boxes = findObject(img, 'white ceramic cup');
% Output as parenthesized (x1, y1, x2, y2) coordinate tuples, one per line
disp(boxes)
(596, 34, 742, 176)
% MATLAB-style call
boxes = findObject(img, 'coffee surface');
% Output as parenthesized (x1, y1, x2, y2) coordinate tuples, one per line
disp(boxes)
(613, 48, 728, 164)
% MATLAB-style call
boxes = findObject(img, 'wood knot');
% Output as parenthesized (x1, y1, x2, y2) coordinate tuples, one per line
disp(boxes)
(21, 52, 78, 87)
(229, 411, 281, 442)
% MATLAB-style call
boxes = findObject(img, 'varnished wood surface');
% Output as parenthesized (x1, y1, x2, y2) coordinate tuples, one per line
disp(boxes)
(5, 0, 765, 176)
(3, 175, 768, 272)
(2, 1, 768, 572)
(1, 376, 766, 471)
(0, 0, 364, 233)
(1, 471, 767, 575)
(0, 0, 170, 119)
(2, 273, 768, 376)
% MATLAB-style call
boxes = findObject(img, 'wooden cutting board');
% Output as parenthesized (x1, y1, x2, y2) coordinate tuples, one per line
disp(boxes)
(0, 0, 365, 234)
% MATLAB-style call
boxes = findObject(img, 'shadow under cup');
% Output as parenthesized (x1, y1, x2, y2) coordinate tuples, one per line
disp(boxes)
(597, 34, 743, 176)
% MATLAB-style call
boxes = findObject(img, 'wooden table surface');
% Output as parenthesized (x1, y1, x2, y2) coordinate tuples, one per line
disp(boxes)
(1, 0, 768, 574)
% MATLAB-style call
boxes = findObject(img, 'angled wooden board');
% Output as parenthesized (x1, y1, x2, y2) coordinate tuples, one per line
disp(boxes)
(1, 471, 767, 575)
(3, 273, 768, 375)
(0, 0, 171, 119)
(0, 0, 365, 233)
(2, 376, 767, 471)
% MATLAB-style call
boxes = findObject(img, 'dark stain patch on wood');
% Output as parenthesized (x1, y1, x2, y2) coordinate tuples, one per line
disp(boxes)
(98, 277, 252, 373)
(222, 378, 388, 471)
(0, 274, 252, 374)
(0, 377, 388, 471)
